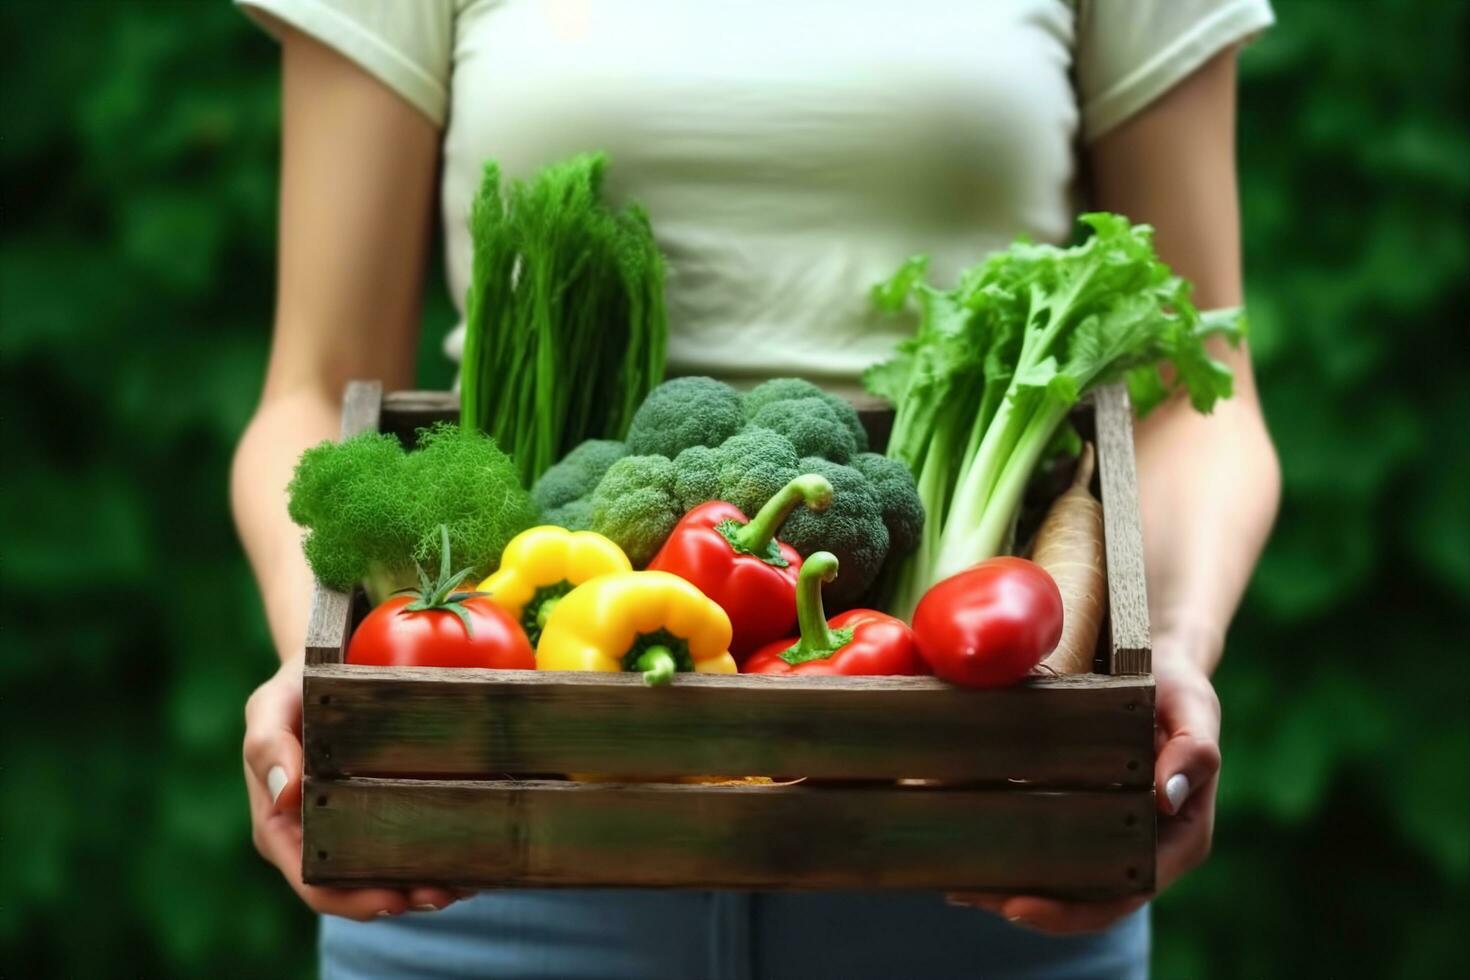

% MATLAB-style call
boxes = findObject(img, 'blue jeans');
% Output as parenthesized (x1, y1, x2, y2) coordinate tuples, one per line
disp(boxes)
(322, 890, 1148, 979)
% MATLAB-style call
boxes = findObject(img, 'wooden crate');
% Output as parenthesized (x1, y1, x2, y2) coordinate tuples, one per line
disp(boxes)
(301, 383, 1155, 898)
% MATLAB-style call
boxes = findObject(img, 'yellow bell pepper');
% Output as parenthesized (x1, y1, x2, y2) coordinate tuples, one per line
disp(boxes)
(478, 526, 631, 644)
(537, 570, 738, 685)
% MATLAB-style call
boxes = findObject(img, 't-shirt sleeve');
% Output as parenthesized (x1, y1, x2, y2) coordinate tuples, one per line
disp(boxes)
(1075, 0, 1274, 143)
(237, 0, 456, 127)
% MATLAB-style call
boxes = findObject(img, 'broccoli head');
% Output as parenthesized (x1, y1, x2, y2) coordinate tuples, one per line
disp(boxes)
(287, 423, 538, 597)
(711, 426, 800, 516)
(741, 378, 869, 454)
(624, 376, 745, 458)
(542, 497, 593, 531)
(671, 444, 721, 512)
(532, 438, 626, 511)
(586, 454, 685, 566)
(779, 456, 889, 610)
(747, 396, 857, 463)
(848, 452, 925, 558)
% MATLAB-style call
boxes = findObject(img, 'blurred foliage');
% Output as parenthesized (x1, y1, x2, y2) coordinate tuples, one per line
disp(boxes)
(0, 1, 1465, 977)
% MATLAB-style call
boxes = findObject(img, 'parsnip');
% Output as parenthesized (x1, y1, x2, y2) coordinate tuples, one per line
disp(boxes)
(1032, 444, 1106, 675)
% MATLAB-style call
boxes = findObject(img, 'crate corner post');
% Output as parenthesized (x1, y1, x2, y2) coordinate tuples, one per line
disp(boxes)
(1092, 385, 1152, 676)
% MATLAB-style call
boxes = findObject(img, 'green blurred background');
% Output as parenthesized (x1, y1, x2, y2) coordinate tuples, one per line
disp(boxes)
(2, 1, 1466, 976)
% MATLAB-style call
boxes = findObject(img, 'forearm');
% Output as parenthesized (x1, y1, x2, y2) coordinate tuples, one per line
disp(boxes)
(1135, 387, 1279, 674)
(231, 386, 341, 662)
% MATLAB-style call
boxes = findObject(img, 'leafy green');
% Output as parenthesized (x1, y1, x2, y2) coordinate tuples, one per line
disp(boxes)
(868, 213, 1242, 618)
(287, 423, 538, 596)
(459, 153, 667, 485)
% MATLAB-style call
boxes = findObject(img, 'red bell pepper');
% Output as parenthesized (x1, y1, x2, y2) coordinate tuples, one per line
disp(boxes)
(910, 557, 1063, 688)
(743, 552, 923, 676)
(647, 473, 832, 659)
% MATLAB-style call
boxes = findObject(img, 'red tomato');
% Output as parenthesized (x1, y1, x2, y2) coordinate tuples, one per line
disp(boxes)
(346, 595, 535, 669)
(911, 557, 1064, 688)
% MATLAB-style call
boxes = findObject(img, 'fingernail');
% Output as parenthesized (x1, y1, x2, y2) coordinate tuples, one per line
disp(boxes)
(1007, 914, 1025, 923)
(945, 897, 970, 908)
(1165, 773, 1191, 814)
(267, 766, 288, 803)
(409, 904, 441, 913)
(374, 910, 396, 918)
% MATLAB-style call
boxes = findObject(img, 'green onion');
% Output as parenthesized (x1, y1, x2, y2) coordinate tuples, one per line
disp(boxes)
(460, 153, 667, 486)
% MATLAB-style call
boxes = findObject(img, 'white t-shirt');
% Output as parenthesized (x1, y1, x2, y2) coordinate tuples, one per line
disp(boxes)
(241, 0, 1273, 391)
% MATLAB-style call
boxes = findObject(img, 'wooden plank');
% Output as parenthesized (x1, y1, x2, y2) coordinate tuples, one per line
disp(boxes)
(301, 383, 383, 665)
(303, 777, 1155, 897)
(1092, 385, 1152, 675)
(304, 585, 352, 666)
(340, 379, 385, 438)
(304, 666, 1155, 786)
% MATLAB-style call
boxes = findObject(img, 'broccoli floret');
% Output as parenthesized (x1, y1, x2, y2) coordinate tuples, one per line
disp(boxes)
(711, 426, 800, 516)
(624, 376, 745, 458)
(672, 444, 721, 512)
(542, 498, 593, 531)
(747, 396, 857, 463)
(848, 452, 925, 558)
(287, 424, 538, 596)
(779, 456, 890, 610)
(742, 378, 869, 454)
(532, 439, 627, 511)
(586, 454, 685, 566)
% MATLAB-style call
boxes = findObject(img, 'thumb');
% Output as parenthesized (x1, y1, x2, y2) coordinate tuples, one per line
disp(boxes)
(1154, 681, 1221, 817)
(244, 679, 305, 814)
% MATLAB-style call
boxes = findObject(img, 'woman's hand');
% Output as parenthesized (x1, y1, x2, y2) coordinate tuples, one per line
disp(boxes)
(243, 655, 464, 921)
(947, 632, 1224, 933)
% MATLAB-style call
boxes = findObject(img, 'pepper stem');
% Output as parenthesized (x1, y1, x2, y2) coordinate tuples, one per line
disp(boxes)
(536, 596, 561, 630)
(635, 645, 677, 687)
(791, 551, 842, 655)
(728, 474, 833, 555)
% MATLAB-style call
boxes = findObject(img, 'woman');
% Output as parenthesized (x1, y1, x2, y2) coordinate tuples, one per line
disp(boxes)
(233, 2, 1281, 977)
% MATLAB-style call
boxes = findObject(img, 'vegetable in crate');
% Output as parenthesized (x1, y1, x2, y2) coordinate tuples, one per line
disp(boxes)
(287, 422, 538, 600)
(1030, 443, 1106, 675)
(477, 526, 632, 647)
(536, 570, 737, 685)
(459, 152, 667, 485)
(538, 376, 922, 598)
(866, 213, 1240, 619)
(623, 376, 745, 458)
(647, 473, 833, 659)
(911, 557, 1062, 688)
(777, 456, 891, 609)
(744, 552, 922, 676)
(347, 527, 534, 669)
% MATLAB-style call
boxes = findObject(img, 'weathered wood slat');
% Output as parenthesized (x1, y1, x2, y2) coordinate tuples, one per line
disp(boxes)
(341, 379, 385, 438)
(304, 665, 1154, 785)
(304, 586, 352, 666)
(302, 382, 384, 665)
(303, 777, 1154, 896)
(1092, 385, 1152, 675)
